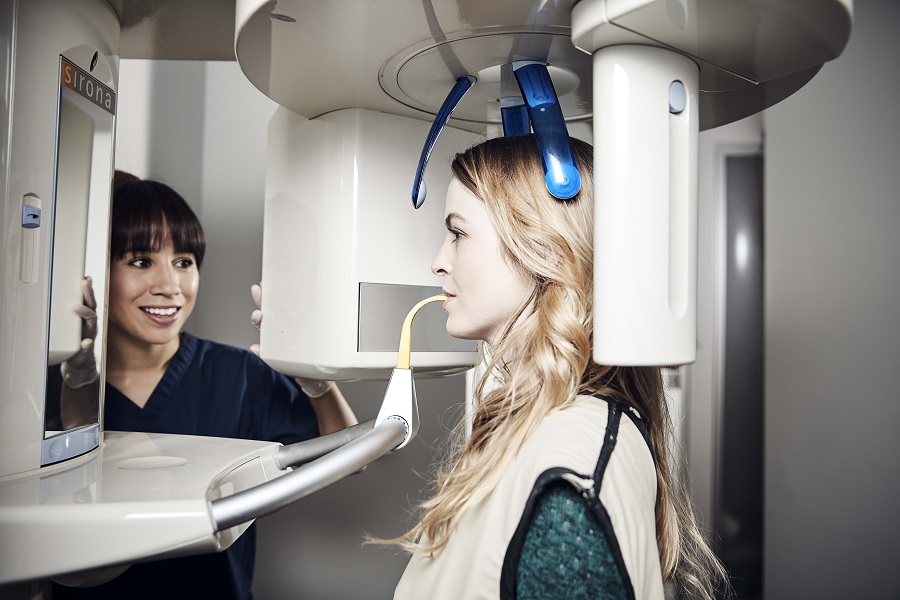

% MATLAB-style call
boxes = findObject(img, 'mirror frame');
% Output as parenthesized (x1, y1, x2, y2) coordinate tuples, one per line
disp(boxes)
(40, 47, 116, 466)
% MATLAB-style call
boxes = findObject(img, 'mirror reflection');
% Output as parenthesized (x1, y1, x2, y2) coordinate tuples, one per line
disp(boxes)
(43, 52, 115, 448)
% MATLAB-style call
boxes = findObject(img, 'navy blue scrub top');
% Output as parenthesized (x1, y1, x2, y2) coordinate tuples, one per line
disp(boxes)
(53, 332, 320, 600)
(105, 332, 319, 443)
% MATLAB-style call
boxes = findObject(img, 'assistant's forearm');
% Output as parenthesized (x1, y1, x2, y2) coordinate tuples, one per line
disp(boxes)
(309, 385, 358, 435)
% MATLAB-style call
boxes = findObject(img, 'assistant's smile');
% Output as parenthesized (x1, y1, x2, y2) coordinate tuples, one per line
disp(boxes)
(141, 306, 179, 317)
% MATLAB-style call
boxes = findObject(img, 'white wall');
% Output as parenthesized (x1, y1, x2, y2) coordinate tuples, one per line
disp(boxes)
(763, 1, 900, 597)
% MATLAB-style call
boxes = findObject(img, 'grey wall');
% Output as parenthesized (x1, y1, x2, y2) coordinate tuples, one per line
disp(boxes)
(253, 376, 467, 600)
(115, 60, 275, 351)
(688, 114, 763, 534)
(763, 1, 900, 598)
(115, 60, 206, 227)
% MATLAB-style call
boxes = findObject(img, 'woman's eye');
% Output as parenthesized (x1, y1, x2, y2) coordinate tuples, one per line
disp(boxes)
(449, 229, 463, 241)
(128, 257, 151, 268)
(174, 258, 194, 269)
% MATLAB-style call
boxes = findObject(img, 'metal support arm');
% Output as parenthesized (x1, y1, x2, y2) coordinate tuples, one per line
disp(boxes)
(210, 295, 446, 532)
(274, 418, 376, 470)
(209, 418, 407, 532)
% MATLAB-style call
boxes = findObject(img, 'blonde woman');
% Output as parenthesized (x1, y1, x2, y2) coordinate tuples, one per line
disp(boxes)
(392, 135, 730, 599)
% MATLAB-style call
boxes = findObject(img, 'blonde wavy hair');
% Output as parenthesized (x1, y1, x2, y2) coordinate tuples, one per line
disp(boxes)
(392, 134, 729, 600)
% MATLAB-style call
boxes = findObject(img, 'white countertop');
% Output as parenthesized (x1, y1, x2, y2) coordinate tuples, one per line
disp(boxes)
(0, 430, 283, 584)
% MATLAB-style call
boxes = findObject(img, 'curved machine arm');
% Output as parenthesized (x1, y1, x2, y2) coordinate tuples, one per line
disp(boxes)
(273, 418, 377, 470)
(210, 418, 406, 531)
(210, 293, 449, 532)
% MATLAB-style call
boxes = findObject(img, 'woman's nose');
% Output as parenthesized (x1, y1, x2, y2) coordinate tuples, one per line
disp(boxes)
(150, 265, 180, 295)
(431, 236, 451, 276)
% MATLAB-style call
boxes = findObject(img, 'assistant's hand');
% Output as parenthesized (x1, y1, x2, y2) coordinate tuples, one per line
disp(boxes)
(249, 282, 336, 399)
(249, 282, 263, 355)
(61, 276, 99, 389)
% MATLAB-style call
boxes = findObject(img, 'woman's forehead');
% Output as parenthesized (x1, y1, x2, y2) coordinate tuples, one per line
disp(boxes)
(445, 178, 484, 217)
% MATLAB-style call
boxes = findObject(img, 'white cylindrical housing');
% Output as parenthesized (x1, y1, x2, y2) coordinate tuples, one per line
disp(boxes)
(593, 45, 699, 365)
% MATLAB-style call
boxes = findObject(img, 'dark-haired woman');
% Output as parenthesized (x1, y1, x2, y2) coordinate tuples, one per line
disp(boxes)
(53, 172, 357, 600)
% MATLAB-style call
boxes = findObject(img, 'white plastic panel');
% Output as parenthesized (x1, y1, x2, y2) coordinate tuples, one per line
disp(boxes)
(260, 108, 479, 380)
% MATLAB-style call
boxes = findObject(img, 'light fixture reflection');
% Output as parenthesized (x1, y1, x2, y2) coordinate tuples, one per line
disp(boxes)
(735, 230, 749, 272)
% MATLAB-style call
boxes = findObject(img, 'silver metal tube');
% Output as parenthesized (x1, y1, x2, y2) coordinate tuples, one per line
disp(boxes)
(209, 418, 407, 532)
(274, 419, 376, 470)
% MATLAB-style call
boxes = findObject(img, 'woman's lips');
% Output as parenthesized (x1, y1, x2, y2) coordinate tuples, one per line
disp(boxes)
(140, 306, 180, 325)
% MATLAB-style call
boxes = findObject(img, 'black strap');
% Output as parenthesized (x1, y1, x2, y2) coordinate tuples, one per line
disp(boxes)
(592, 399, 623, 494)
(584, 400, 637, 600)
(591, 393, 656, 469)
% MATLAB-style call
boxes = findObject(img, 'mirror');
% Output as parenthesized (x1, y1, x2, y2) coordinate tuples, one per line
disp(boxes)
(41, 48, 115, 465)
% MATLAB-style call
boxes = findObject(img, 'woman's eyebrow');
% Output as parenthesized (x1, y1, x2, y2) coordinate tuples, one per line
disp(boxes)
(445, 213, 467, 228)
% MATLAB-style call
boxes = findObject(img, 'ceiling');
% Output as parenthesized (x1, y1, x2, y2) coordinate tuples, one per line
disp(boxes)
(111, 0, 237, 61)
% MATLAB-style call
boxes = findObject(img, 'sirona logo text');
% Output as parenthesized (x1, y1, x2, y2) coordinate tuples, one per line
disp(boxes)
(60, 57, 115, 115)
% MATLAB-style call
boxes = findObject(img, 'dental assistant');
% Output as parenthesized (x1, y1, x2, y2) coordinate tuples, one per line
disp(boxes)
(53, 172, 357, 600)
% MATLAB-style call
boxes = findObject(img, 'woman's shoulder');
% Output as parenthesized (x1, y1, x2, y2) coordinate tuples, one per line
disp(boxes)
(539, 395, 651, 455)
(180, 332, 266, 371)
(527, 395, 610, 449)
(508, 396, 608, 484)
(553, 393, 611, 422)
(517, 395, 654, 485)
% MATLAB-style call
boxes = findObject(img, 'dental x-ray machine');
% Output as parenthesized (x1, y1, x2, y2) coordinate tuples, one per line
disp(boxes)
(0, 0, 851, 590)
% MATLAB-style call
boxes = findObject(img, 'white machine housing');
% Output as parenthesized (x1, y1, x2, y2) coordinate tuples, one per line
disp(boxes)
(260, 108, 479, 380)
(591, 45, 699, 365)
(0, 0, 119, 480)
(237, 0, 852, 368)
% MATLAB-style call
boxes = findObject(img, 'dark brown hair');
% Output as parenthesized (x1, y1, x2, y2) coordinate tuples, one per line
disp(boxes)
(110, 170, 206, 269)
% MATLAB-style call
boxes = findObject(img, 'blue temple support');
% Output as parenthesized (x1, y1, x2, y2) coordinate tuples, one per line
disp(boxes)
(512, 62, 581, 200)
(500, 98, 531, 137)
(411, 75, 476, 208)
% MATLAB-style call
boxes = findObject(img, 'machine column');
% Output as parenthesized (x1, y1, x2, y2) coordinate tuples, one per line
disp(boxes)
(591, 45, 699, 366)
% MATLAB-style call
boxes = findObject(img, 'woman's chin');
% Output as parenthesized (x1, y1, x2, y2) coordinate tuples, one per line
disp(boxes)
(445, 322, 484, 344)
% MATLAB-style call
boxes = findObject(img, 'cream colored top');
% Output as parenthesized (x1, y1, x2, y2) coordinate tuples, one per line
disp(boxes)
(394, 395, 664, 600)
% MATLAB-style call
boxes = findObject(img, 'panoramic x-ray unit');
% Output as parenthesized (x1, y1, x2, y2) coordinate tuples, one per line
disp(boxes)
(0, 0, 851, 589)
